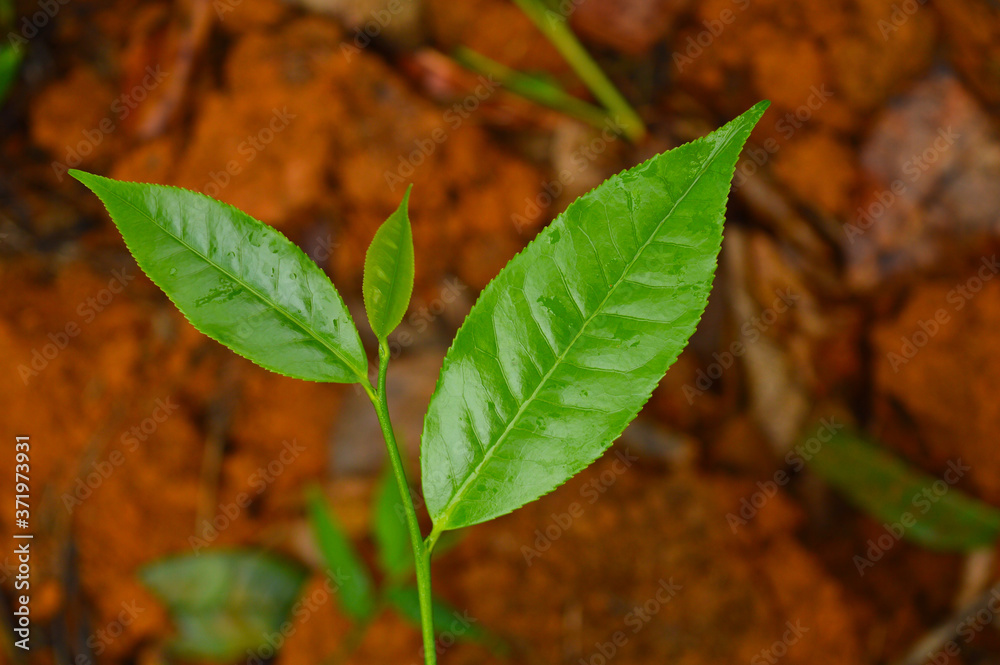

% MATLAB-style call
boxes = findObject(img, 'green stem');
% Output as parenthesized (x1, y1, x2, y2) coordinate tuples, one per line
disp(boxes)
(368, 341, 437, 665)
(512, 0, 646, 143)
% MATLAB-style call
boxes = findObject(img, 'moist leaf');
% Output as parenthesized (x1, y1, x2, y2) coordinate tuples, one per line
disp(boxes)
(363, 186, 415, 339)
(70, 170, 367, 383)
(421, 102, 769, 531)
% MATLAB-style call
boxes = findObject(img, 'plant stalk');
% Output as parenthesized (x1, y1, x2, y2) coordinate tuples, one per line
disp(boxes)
(367, 341, 437, 665)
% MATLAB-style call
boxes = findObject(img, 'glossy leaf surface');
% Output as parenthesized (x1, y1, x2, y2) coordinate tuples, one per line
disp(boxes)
(372, 473, 414, 580)
(363, 186, 414, 339)
(140, 550, 306, 660)
(421, 102, 768, 531)
(305, 486, 377, 620)
(808, 426, 1000, 551)
(70, 170, 367, 383)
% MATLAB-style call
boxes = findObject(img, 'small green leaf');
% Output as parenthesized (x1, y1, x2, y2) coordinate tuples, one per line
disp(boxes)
(807, 426, 1000, 551)
(140, 550, 307, 661)
(373, 472, 414, 580)
(305, 486, 377, 620)
(363, 186, 414, 339)
(385, 586, 493, 647)
(421, 102, 769, 531)
(69, 170, 367, 383)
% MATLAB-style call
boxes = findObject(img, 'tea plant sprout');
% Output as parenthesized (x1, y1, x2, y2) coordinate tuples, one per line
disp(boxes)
(71, 101, 767, 664)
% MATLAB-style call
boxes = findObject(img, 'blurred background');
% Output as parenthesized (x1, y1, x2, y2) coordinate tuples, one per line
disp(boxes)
(3, 0, 1000, 663)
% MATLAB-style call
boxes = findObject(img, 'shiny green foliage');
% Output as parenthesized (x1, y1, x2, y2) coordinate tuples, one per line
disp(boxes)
(69, 170, 367, 383)
(421, 102, 769, 531)
(364, 186, 415, 339)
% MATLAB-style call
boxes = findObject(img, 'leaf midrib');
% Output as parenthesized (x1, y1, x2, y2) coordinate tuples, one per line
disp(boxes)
(374, 221, 407, 335)
(433, 125, 740, 529)
(103, 184, 366, 381)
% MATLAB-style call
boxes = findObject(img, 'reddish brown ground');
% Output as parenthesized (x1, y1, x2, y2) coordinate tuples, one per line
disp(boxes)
(3, 0, 1000, 663)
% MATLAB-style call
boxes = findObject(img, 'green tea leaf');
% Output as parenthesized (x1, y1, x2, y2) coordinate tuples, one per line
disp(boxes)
(69, 170, 367, 383)
(807, 427, 1000, 551)
(385, 586, 492, 646)
(305, 486, 377, 620)
(373, 472, 414, 580)
(363, 186, 414, 339)
(421, 102, 768, 531)
(140, 550, 307, 661)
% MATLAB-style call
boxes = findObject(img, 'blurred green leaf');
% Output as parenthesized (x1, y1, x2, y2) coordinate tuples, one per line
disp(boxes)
(807, 426, 1000, 551)
(0, 44, 21, 103)
(305, 485, 377, 620)
(140, 550, 307, 661)
(372, 473, 414, 581)
(384, 586, 494, 648)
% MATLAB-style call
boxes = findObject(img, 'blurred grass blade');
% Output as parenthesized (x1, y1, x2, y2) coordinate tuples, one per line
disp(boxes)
(0, 45, 20, 103)
(454, 47, 610, 130)
(373, 472, 414, 581)
(510, 0, 646, 142)
(363, 185, 414, 340)
(306, 486, 377, 620)
(140, 550, 307, 661)
(807, 427, 1000, 551)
